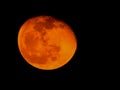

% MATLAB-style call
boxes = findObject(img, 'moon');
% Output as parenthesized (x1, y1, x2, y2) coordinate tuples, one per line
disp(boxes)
(17, 15, 77, 70)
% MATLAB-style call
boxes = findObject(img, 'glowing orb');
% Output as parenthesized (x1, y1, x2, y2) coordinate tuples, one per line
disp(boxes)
(18, 15, 77, 70)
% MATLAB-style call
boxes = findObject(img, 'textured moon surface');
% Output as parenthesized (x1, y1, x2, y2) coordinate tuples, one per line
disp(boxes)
(18, 16, 77, 70)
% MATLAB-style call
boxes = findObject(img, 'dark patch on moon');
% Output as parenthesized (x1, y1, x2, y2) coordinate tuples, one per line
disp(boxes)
(46, 45, 61, 61)
(23, 16, 62, 65)
(33, 22, 44, 31)
(59, 23, 66, 29)
(44, 17, 55, 29)
(23, 32, 36, 48)
(28, 44, 61, 65)
(29, 54, 48, 64)
(33, 17, 55, 31)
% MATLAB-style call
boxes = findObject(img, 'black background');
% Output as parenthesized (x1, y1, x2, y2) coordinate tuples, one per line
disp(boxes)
(2, 0, 109, 87)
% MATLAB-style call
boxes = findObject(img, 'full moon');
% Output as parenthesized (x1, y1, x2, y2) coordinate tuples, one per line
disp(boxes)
(17, 15, 77, 70)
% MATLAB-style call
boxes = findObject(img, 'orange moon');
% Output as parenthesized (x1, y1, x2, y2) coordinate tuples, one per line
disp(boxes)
(17, 15, 77, 70)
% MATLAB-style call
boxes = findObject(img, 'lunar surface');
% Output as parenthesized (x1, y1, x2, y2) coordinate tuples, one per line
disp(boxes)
(18, 16, 77, 70)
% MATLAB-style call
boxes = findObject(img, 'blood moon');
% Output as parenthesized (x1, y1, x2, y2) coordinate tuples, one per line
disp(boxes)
(17, 16, 77, 70)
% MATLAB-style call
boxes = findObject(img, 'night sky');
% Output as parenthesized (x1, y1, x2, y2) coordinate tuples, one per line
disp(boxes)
(7, 0, 105, 86)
